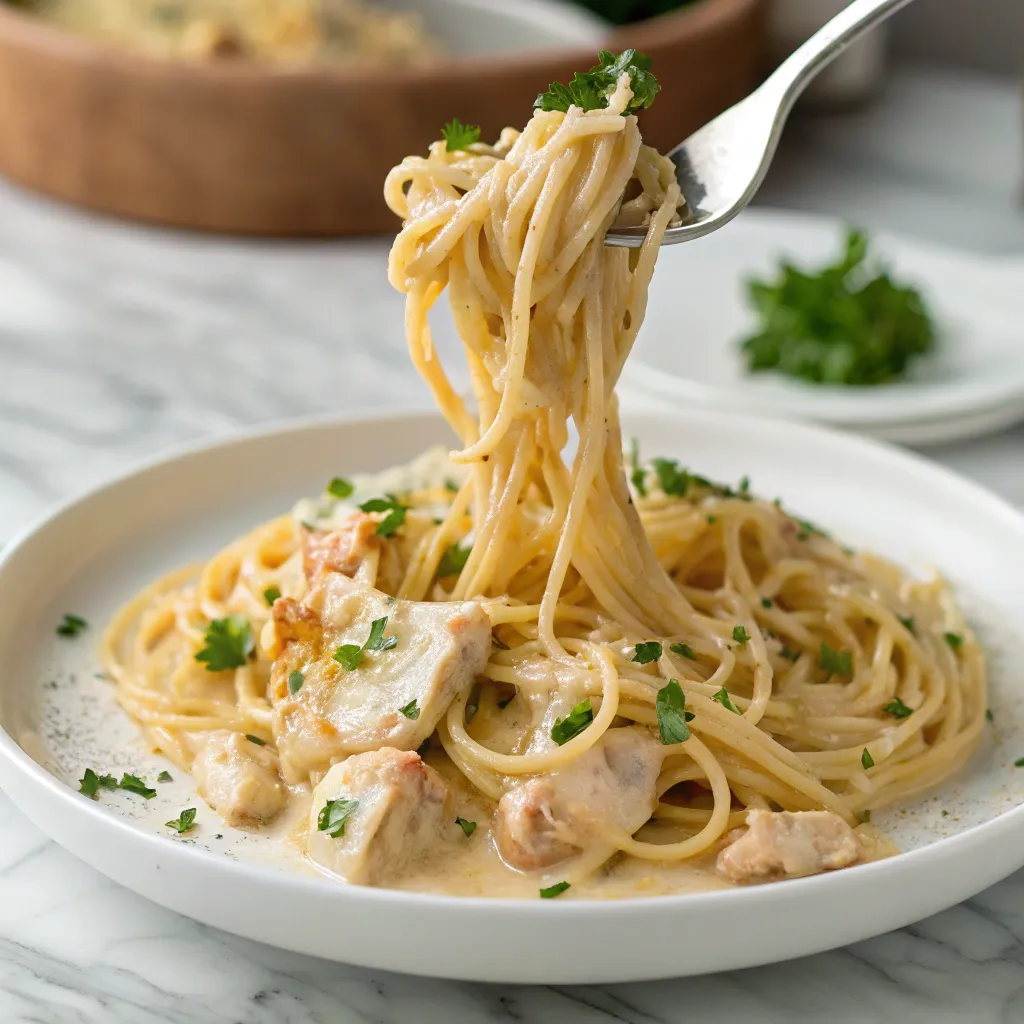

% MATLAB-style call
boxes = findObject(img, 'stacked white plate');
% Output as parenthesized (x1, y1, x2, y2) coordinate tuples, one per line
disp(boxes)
(623, 208, 1024, 445)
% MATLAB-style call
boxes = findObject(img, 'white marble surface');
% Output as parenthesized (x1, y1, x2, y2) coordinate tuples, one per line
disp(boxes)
(1, 65, 1024, 1022)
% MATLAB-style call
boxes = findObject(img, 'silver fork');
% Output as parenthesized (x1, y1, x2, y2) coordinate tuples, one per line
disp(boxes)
(606, 0, 917, 248)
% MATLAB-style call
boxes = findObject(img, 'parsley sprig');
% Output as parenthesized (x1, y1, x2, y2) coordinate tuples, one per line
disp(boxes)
(195, 616, 254, 672)
(437, 542, 472, 578)
(442, 118, 481, 151)
(359, 494, 407, 537)
(166, 808, 197, 834)
(79, 769, 157, 800)
(317, 798, 359, 838)
(535, 49, 660, 117)
(551, 699, 594, 745)
(655, 680, 695, 745)
(334, 615, 398, 671)
(741, 227, 936, 386)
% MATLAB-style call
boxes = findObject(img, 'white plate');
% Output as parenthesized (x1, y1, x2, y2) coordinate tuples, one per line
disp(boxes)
(1, 408, 1024, 984)
(625, 208, 1024, 444)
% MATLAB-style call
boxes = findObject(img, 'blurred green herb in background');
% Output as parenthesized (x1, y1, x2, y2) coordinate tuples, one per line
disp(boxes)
(740, 228, 936, 387)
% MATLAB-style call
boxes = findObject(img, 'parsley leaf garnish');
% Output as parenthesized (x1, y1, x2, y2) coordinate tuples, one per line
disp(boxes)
(359, 494, 407, 537)
(288, 669, 305, 693)
(157, 770, 173, 783)
(57, 614, 88, 637)
(442, 117, 481, 151)
(245, 734, 266, 746)
(761, 597, 773, 609)
(632, 640, 663, 665)
(898, 615, 915, 632)
(326, 477, 354, 499)
(781, 645, 801, 662)
(944, 632, 964, 649)
(820, 642, 852, 676)
(78, 768, 117, 798)
(437, 542, 472, 578)
(335, 615, 398, 670)
(539, 880, 571, 899)
(882, 696, 913, 719)
(733, 625, 751, 645)
(655, 680, 695, 745)
(456, 817, 477, 837)
(119, 774, 156, 799)
(400, 699, 420, 720)
(195, 616, 254, 672)
(1015, 758, 1024, 768)
(670, 642, 696, 660)
(652, 458, 690, 497)
(317, 798, 359, 838)
(166, 807, 197, 834)
(263, 586, 281, 606)
(861, 748, 875, 769)
(551, 699, 594, 745)
(535, 49, 659, 117)
(741, 227, 936, 386)
(986, 708, 994, 723)
(712, 687, 740, 714)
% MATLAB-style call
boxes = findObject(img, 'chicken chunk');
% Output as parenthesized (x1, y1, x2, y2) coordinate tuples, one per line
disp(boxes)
(191, 729, 286, 827)
(496, 727, 664, 871)
(267, 571, 490, 783)
(302, 514, 380, 584)
(307, 748, 450, 885)
(716, 809, 862, 884)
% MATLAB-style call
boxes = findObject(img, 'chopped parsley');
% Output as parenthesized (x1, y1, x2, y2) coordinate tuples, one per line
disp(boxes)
(986, 709, 994, 723)
(861, 748, 875, 770)
(652, 457, 690, 497)
(707, 515, 717, 524)
(56, 614, 88, 637)
(740, 227, 936, 386)
(860, 810, 871, 823)
(399, 699, 420, 720)
(761, 598, 773, 609)
(941, 809, 949, 817)
(317, 798, 359, 838)
(732, 625, 751, 645)
(898, 615, 915, 633)
(78, 768, 117, 798)
(263, 586, 281, 606)
(670, 642, 696, 660)
(166, 808, 197, 834)
(444, 478, 459, 493)
(359, 494, 407, 537)
(780, 645, 801, 662)
(535, 49, 659, 117)
(794, 517, 829, 542)
(551, 698, 594, 745)
(882, 696, 913, 720)
(539, 880, 571, 899)
(944, 632, 964, 650)
(437, 542, 472, 578)
(455, 817, 477, 837)
(326, 477, 354, 499)
(712, 687, 740, 715)
(1015, 758, 1024, 768)
(118, 774, 157, 799)
(157, 770, 173, 783)
(442, 117, 481, 152)
(630, 438, 646, 497)
(195, 616, 254, 672)
(820, 642, 852, 677)
(631, 640, 663, 665)
(335, 615, 398, 670)
(245, 734, 266, 746)
(288, 670, 305, 693)
(655, 680, 695, 745)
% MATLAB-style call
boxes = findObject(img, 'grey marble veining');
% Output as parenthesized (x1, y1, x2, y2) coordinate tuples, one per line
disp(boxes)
(1, 66, 1024, 1022)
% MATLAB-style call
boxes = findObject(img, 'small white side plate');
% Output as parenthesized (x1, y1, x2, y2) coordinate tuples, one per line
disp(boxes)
(1, 409, 1023, 983)
(626, 208, 1024, 444)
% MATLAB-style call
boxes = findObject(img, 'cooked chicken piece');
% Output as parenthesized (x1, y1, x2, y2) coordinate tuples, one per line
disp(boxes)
(191, 729, 286, 827)
(496, 727, 664, 871)
(302, 514, 380, 584)
(267, 571, 490, 783)
(307, 748, 450, 885)
(716, 809, 861, 884)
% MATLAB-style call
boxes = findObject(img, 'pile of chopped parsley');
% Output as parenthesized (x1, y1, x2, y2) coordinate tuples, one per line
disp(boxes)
(740, 228, 936, 386)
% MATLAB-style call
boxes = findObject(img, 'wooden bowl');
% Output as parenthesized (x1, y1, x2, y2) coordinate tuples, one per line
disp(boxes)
(0, 0, 766, 236)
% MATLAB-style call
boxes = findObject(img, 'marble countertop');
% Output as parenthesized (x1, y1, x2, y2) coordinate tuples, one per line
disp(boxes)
(2, 65, 1024, 1022)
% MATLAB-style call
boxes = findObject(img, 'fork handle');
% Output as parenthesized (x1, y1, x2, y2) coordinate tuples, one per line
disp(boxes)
(766, 0, 917, 110)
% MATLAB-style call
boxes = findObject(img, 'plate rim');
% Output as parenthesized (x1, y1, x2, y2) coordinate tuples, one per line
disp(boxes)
(1, 405, 1023, 978)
